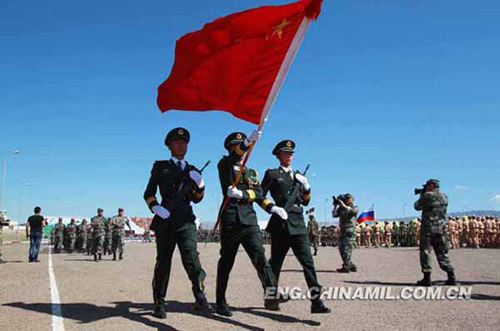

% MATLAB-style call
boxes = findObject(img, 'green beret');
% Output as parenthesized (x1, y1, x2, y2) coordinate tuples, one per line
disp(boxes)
(224, 132, 246, 150)
(272, 140, 295, 155)
(165, 127, 190, 146)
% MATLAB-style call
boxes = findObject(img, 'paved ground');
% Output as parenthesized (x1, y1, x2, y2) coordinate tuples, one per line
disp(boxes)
(1, 241, 499, 330)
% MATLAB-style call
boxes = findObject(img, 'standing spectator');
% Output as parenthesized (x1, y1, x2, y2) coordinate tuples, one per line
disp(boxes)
(26, 206, 46, 262)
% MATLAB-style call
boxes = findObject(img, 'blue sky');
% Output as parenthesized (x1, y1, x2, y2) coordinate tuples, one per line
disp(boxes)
(1, 0, 499, 223)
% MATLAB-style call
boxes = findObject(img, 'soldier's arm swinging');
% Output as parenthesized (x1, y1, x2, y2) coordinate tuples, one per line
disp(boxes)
(143, 164, 160, 212)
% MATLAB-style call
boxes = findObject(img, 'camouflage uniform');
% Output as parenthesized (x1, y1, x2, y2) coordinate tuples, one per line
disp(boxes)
(103, 218, 112, 255)
(111, 214, 130, 259)
(414, 179, 455, 285)
(78, 220, 89, 253)
(66, 221, 77, 253)
(86, 225, 93, 255)
(91, 214, 106, 259)
(333, 196, 359, 271)
(53, 221, 65, 253)
(308, 216, 320, 255)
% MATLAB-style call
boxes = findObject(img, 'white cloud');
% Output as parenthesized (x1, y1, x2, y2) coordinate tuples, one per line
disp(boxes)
(454, 185, 470, 191)
(492, 194, 500, 203)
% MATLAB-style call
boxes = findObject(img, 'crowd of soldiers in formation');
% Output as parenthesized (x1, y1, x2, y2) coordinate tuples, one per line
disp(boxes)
(196, 214, 500, 250)
(50, 208, 132, 261)
(313, 215, 500, 249)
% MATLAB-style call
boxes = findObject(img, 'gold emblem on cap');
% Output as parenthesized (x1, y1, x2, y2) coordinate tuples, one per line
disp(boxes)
(236, 133, 242, 139)
(286, 141, 292, 147)
(178, 129, 184, 135)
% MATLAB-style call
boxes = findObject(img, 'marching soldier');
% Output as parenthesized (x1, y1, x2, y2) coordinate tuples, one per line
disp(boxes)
(53, 217, 65, 253)
(333, 194, 359, 272)
(103, 217, 112, 255)
(144, 127, 210, 319)
(414, 179, 456, 286)
(215, 130, 283, 317)
(91, 208, 106, 261)
(86, 220, 93, 255)
(261, 140, 330, 314)
(66, 218, 77, 253)
(308, 214, 320, 256)
(79, 219, 89, 253)
(111, 208, 132, 260)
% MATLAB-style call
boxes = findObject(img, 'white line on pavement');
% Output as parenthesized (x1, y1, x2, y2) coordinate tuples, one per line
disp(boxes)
(48, 247, 65, 331)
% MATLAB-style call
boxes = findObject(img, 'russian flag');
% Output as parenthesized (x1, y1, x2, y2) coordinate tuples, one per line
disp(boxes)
(357, 206, 375, 224)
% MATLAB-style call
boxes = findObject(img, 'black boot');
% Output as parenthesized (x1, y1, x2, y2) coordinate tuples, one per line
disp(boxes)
(215, 303, 233, 317)
(113, 252, 116, 261)
(311, 299, 331, 314)
(193, 291, 211, 311)
(264, 299, 281, 311)
(152, 298, 166, 319)
(348, 264, 357, 272)
(336, 266, 350, 273)
(98, 253, 102, 260)
(416, 272, 431, 286)
(445, 271, 457, 285)
(94, 254, 98, 262)
(119, 252, 123, 260)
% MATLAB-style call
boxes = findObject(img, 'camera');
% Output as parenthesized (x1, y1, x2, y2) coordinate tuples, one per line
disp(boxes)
(414, 184, 426, 195)
(332, 194, 346, 205)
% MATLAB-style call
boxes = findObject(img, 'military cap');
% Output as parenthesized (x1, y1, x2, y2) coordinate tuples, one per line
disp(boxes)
(165, 127, 190, 145)
(224, 132, 246, 150)
(118, 207, 124, 212)
(344, 193, 354, 199)
(272, 140, 295, 155)
(426, 178, 440, 188)
(97, 208, 104, 212)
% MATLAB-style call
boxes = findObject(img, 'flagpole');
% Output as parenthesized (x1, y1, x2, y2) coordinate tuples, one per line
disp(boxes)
(214, 17, 311, 231)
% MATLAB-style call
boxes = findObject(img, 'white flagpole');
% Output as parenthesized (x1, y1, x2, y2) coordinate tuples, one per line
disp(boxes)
(258, 17, 311, 131)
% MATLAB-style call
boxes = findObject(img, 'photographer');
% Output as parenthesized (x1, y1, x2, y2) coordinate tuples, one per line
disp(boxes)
(414, 179, 456, 286)
(332, 194, 359, 273)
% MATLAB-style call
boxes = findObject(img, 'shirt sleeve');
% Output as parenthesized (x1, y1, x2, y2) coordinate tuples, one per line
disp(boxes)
(143, 163, 160, 211)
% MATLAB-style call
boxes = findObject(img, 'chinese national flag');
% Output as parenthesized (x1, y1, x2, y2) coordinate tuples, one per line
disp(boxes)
(157, 0, 323, 124)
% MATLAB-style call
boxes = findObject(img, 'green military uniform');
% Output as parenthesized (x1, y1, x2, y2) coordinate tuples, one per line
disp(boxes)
(414, 179, 455, 285)
(103, 218, 112, 255)
(393, 221, 400, 247)
(111, 211, 131, 260)
(333, 195, 359, 272)
(53, 221, 65, 253)
(86, 223, 93, 255)
(91, 211, 106, 260)
(216, 132, 278, 313)
(66, 220, 77, 253)
(261, 140, 329, 313)
(144, 127, 208, 317)
(308, 215, 320, 255)
(78, 220, 89, 253)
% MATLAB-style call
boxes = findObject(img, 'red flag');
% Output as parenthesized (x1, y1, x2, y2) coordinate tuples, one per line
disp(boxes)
(157, 0, 322, 124)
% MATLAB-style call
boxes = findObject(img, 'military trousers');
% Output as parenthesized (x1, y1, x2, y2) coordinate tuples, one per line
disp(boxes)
(152, 223, 206, 301)
(112, 232, 125, 254)
(339, 231, 356, 268)
(54, 236, 63, 253)
(216, 223, 277, 306)
(419, 232, 454, 273)
(270, 230, 322, 300)
(91, 230, 104, 255)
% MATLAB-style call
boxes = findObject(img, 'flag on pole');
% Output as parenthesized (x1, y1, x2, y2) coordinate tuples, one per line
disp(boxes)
(357, 206, 375, 224)
(157, 0, 323, 124)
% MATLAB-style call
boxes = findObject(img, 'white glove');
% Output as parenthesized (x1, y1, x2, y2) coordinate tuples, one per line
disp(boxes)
(152, 205, 170, 220)
(189, 170, 205, 189)
(227, 186, 244, 199)
(295, 173, 310, 191)
(270, 206, 288, 220)
(244, 129, 261, 147)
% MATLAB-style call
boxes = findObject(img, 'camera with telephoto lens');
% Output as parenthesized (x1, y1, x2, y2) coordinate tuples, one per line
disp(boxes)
(332, 194, 347, 205)
(414, 184, 427, 195)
